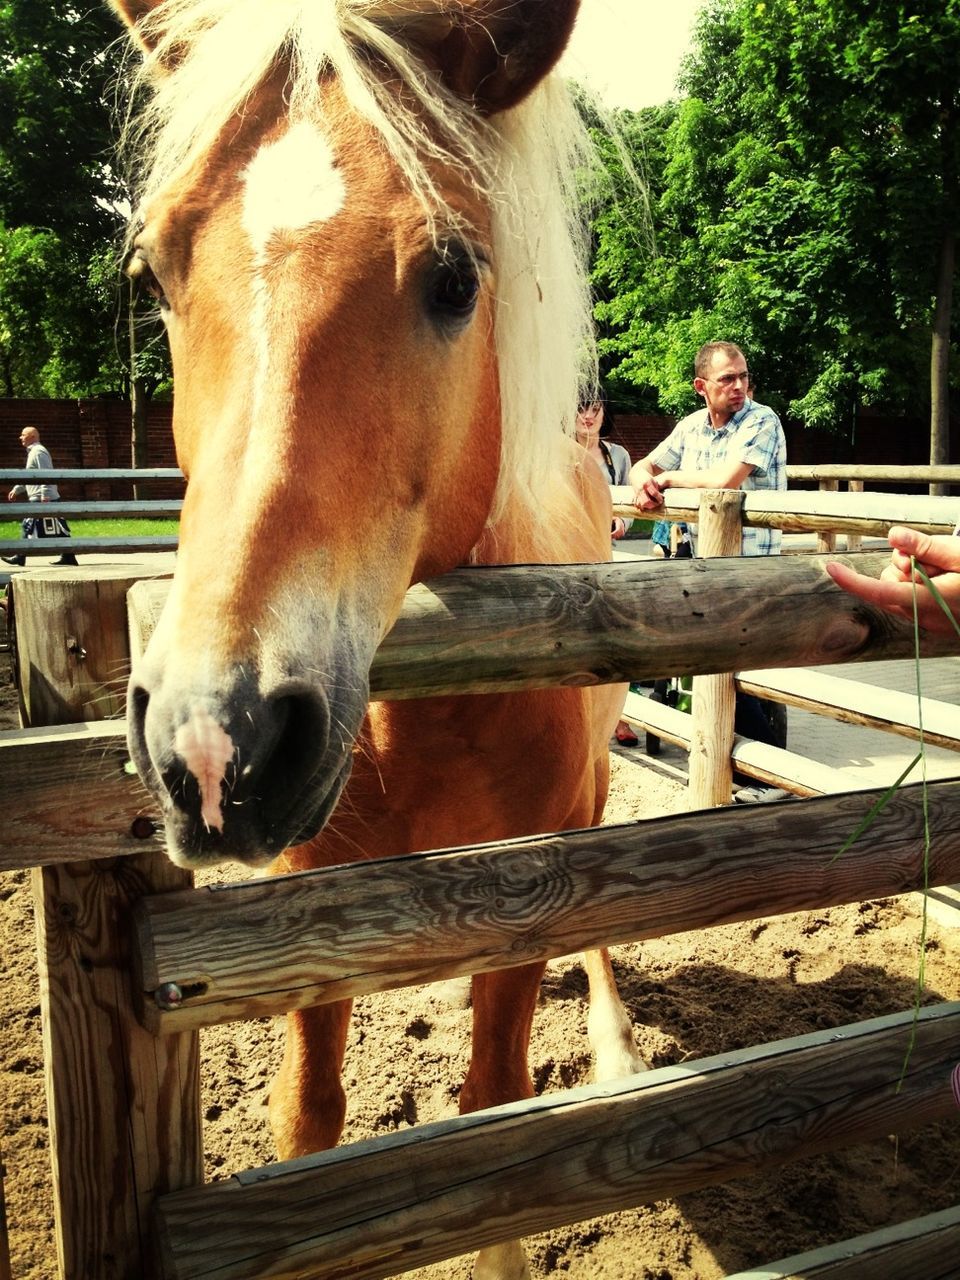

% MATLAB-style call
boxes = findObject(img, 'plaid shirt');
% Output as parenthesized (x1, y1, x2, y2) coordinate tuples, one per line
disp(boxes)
(649, 399, 787, 555)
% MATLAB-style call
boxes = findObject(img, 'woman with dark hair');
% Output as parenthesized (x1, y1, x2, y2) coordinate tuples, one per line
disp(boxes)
(575, 396, 638, 745)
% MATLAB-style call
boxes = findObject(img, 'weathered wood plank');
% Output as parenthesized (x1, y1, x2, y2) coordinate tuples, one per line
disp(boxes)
(0, 469, 183, 483)
(151, 1004, 960, 1280)
(16, 573, 200, 1280)
(4, 501, 181, 519)
(0, 721, 161, 869)
(0, 536, 178, 556)
(610, 487, 959, 535)
(132, 778, 960, 1033)
(726, 1205, 960, 1279)
(786, 464, 960, 483)
(688, 489, 742, 807)
(128, 553, 960, 705)
(737, 667, 960, 752)
(621, 691, 871, 795)
(3, 551, 960, 872)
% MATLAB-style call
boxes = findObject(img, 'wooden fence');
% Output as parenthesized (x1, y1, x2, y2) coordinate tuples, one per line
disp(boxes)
(0, 468, 183, 565)
(1, 481, 960, 1278)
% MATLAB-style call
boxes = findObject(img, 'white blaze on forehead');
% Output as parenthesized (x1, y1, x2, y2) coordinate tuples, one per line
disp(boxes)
(174, 708, 236, 834)
(242, 120, 346, 255)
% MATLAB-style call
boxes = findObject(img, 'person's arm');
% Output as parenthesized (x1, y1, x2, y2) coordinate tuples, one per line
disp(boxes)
(826, 526, 960, 634)
(656, 458, 755, 492)
(629, 453, 668, 511)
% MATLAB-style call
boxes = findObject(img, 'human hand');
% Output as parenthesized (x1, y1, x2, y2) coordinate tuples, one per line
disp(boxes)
(6, 490, 14, 502)
(611, 517, 627, 540)
(826, 526, 960, 634)
(632, 474, 664, 512)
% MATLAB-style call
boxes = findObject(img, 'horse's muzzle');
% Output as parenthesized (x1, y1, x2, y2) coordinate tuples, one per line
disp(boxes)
(127, 671, 360, 867)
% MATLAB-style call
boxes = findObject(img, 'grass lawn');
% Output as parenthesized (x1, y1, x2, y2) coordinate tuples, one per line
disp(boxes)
(0, 518, 179, 539)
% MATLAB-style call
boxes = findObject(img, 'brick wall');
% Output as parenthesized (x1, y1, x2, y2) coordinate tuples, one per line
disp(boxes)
(0, 399, 954, 500)
(0, 398, 178, 499)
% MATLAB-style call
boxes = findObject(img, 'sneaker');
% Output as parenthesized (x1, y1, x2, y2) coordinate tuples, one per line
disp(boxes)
(53, 556, 78, 566)
(1, 556, 24, 567)
(734, 785, 794, 805)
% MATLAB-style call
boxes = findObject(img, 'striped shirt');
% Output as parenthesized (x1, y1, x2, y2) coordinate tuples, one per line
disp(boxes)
(649, 399, 787, 555)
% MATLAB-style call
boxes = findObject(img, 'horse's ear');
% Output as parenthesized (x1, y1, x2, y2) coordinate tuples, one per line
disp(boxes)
(395, 0, 581, 115)
(109, 0, 165, 53)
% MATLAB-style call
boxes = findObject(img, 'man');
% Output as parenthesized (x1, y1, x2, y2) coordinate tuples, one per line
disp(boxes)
(4, 426, 78, 567)
(631, 341, 786, 554)
(631, 341, 788, 801)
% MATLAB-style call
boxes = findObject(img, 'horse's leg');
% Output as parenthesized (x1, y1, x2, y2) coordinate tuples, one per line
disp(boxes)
(461, 962, 546, 1280)
(582, 948, 648, 1081)
(268, 1000, 353, 1159)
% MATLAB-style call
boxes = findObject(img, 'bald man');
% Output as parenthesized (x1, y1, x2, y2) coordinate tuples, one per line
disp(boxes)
(3, 426, 78, 566)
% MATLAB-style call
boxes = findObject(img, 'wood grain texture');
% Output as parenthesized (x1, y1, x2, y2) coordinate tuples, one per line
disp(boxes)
(4, 552, 959, 873)
(129, 552, 960, 702)
(16, 573, 201, 1280)
(133, 778, 960, 1033)
(0, 721, 161, 870)
(726, 1204, 960, 1279)
(150, 1004, 960, 1280)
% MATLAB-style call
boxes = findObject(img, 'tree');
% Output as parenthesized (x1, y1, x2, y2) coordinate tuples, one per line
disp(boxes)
(0, 2, 165, 403)
(593, 0, 960, 454)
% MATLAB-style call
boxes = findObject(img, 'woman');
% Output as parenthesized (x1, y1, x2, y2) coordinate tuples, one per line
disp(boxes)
(575, 399, 632, 540)
(575, 397, 638, 745)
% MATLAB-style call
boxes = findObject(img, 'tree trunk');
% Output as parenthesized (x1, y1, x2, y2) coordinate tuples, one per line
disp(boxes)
(930, 102, 957, 499)
(128, 278, 150, 499)
(929, 222, 954, 498)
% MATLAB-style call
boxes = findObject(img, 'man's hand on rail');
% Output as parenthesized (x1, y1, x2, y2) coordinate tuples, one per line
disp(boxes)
(628, 462, 665, 512)
(827, 525, 960, 634)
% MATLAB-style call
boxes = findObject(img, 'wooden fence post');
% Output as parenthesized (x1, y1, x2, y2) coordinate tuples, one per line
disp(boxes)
(13, 568, 200, 1280)
(688, 490, 744, 808)
(816, 478, 839, 552)
(846, 479, 864, 551)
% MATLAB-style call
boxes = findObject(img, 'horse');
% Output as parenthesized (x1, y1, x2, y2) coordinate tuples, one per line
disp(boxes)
(109, 1, 644, 1274)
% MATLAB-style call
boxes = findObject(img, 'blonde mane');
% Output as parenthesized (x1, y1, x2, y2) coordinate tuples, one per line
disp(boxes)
(121, 0, 600, 521)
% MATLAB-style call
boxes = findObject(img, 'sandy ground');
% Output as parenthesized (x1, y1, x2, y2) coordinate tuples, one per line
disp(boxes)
(2, 661, 959, 1279)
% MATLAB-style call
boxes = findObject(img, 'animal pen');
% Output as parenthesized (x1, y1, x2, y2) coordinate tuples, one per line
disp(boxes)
(1, 479, 960, 1279)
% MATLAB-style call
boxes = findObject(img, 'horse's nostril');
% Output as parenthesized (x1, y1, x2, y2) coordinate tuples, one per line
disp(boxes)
(257, 690, 329, 794)
(127, 682, 153, 781)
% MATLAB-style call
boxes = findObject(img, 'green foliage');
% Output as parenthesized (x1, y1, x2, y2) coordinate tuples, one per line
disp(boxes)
(591, 0, 960, 431)
(0, 2, 163, 398)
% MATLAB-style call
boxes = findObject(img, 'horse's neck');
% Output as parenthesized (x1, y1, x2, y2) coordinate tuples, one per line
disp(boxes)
(470, 455, 612, 568)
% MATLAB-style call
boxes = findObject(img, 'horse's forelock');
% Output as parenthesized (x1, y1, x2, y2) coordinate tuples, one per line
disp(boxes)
(120, 0, 599, 522)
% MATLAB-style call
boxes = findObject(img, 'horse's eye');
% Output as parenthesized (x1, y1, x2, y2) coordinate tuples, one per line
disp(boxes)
(127, 248, 170, 312)
(426, 247, 481, 329)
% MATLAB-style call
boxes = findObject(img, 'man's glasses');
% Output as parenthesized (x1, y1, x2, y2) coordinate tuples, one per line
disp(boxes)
(708, 372, 750, 388)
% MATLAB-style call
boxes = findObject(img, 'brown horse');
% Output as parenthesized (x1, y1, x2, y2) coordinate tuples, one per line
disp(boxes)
(110, 1, 642, 1273)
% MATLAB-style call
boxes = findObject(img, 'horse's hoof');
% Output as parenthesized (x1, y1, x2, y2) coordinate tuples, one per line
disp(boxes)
(473, 1241, 531, 1280)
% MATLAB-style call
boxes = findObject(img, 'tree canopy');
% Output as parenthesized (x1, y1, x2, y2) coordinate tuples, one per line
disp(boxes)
(0, 2, 153, 398)
(592, 0, 960, 443)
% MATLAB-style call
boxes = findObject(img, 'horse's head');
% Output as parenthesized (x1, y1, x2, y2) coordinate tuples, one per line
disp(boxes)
(112, 0, 592, 867)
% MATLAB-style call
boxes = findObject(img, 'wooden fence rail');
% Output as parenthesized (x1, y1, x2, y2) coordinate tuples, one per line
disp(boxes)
(0, 468, 183, 562)
(3, 478, 960, 1280)
(152, 1002, 960, 1280)
(132, 777, 960, 1034)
